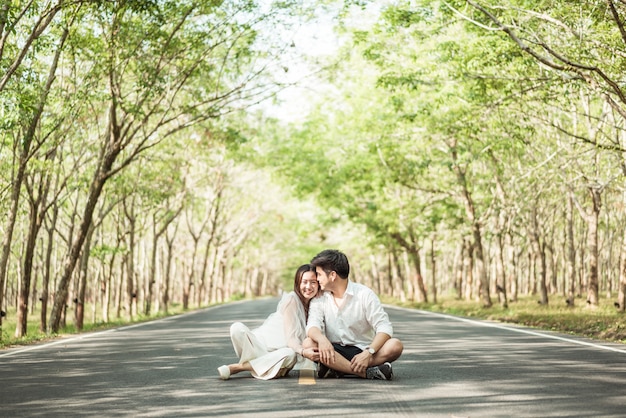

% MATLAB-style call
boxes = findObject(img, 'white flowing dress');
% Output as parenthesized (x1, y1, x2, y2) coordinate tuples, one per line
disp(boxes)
(229, 292, 316, 380)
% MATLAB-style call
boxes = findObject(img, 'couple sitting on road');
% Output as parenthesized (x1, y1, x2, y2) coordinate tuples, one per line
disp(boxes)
(217, 249, 404, 381)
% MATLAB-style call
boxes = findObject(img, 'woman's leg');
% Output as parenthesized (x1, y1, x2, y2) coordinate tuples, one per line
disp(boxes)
(218, 361, 253, 380)
(230, 322, 267, 363)
(229, 361, 253, 375)
(220, 349, 296, 380)
(248, 348, 297, 380)
(219, 322, 267, 380)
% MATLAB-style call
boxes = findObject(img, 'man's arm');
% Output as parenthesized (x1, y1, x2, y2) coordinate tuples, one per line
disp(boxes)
(364, 290, 394, 338)
(306, 295, 337, 364)
(349, 331, 391, 373)
(348, 288, 394, 373)
(307, 326, 335, 364)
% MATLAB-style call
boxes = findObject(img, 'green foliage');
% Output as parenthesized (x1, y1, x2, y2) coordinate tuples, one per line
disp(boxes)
(90, 244, 128, 260)
(4, 0, 626, 339)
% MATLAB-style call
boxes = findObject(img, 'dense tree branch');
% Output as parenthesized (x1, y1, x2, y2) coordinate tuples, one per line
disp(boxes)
(608, 0, 626, 47)
(464, 0, 626, 132)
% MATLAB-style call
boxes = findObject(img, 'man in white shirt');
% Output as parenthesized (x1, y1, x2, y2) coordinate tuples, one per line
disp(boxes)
(306, 249, 404, 380)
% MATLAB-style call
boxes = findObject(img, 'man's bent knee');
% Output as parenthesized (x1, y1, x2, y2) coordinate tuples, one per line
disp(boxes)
(382, 338, 404, 362)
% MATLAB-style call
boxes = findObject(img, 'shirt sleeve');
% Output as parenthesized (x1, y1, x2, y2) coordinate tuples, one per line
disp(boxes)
(305, 296, 324, 333)
(364, 289, 394, 337)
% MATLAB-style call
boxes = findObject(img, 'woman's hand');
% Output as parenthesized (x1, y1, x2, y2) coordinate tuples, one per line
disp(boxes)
(302, 347, 320, 361)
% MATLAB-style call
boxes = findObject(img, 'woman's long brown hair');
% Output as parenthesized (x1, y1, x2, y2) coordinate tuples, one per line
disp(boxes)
(293, 264, 318, 320)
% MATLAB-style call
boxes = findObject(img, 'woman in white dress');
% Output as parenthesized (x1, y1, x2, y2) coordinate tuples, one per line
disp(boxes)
(217, 264, 320, 380)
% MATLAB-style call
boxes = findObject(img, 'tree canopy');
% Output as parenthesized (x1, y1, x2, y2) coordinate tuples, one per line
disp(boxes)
(3, 0, 626, 341)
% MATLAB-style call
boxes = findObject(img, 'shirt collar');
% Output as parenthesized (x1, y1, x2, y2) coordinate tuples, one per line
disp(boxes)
(345, 280, 355, 296)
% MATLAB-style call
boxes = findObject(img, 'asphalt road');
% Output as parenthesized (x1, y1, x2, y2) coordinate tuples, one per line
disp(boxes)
(2, 297, 626, 417)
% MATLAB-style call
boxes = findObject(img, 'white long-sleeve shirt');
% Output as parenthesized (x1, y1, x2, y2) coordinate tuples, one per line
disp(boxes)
(306, 280, 393, 349)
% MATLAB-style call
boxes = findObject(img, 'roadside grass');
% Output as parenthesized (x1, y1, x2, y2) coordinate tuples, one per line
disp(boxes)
(0, 293, 250, 349)
(0, 303, 188, 349)
(387, 294, 626, 344)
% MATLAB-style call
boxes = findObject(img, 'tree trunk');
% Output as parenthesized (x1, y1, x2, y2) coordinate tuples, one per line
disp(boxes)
(530, 206, 548, 305)
(208, 246, 217, 304)
(198, 234, 213, 305)
(491, 163, 509, 307)
(49, 108, 121, 333)
(370, 255, 382, 295)
(1, 28, 68, 339)
(116, 258, 125, 319)
(16, 162, 52, 338)
(430, 235, 437, 304)
(183, 240, 198, 310)
(454, 241, 464, 300)
(586, 187, 601, 306)
(618, 227, 626, 312)
(618, 158, 626, 311)
(386, 252, 393, 297)
(463, 240, 474, 301)
(40, 202, 59, 333)
(618, 187, 626, 311)
(203, 186, 223, 304)
(571, 187, 601, 307)
(451, 144, 491, 307)
(408, 247, 428, 303)
(494, 231, 508, 308)
(472, 227, 491, 307)
(15, 196, 41, 338)
(146, 228, 158, 316)
(162, 225, 178, 313)
(259, 267, 268, 297)
(507, 235, 518, 302)
(246, 266, 257, 298)
(123, 198, 136, 320)
(75, 225, 95, 331)
(102, 252, 116, 323)
(147, 207, 181, 314)
(548, 242, 557, 294)
(210, 247, 224, 303)
(528, 254, 537, 295)
(391, 232, 427, 302)
(391, 249, 407, 302)
(397, 252, 413, 301)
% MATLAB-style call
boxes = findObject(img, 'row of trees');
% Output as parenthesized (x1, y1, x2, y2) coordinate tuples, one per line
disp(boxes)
(0, 0, 328, 340)
(252, 0, 626, 311)
(5, 0, 626, 342)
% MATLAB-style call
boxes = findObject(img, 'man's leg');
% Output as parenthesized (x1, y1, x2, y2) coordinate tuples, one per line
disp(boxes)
(371, 338, 404, 365)
(318, 344, 361, 377)
(320, 344, 391, 379)
(322, 351, 358, 377)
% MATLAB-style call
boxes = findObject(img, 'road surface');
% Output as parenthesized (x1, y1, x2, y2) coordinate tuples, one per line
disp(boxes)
(2, 297, 626, 417)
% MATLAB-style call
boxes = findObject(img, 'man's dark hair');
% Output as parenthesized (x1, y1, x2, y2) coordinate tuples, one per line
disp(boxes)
(311, 249, 350, 279)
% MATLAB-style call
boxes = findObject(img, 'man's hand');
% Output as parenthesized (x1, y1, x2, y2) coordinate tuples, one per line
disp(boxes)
(350, 350, 372, 374)
(317, 337, 335, 364)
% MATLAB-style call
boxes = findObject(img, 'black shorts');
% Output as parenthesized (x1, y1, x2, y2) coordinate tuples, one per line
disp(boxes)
(332, 343, 363, 361)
